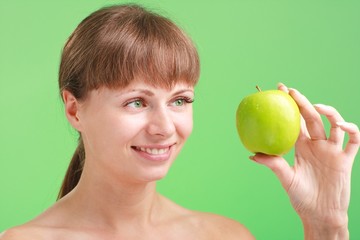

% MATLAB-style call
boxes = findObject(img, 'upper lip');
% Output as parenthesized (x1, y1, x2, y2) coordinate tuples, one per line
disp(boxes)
(131, 143, 176, 150)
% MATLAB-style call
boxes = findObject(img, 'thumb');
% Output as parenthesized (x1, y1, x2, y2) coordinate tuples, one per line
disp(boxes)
(251, 153, 294, 191)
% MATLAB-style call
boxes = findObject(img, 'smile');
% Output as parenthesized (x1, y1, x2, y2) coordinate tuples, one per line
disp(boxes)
(131, 144, 176, 162)
(132, 146, 171, 155)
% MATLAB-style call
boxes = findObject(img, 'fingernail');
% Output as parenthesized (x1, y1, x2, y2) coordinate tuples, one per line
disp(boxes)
(249, 156, 255, 161)
(288, 88, 298, 93)
(313, 103, 326, 108)
(336, 121, 346, 127)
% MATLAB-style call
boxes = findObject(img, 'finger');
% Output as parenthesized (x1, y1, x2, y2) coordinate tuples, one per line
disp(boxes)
(277, 85, 311, 139)
(250, 153, 294, 191)
(277, 82, 289, 93)
(297, 115, 310, 140)
(313, 104, 345, 144)
(289, 88, 327, 141)
(336, 121, 360, 156)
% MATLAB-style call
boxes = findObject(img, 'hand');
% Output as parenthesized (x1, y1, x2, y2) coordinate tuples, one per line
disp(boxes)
(251, 84, 360, 239)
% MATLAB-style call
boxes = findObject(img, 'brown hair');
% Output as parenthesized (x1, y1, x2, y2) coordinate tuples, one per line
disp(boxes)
(57, 4, 200, 199)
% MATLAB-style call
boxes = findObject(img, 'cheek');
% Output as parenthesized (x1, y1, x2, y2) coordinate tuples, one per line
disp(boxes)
(104, 115, 146, 142)
(175, 112, 193, 140)
(114, 116, 147, 140)
(82, 113, 138, 152)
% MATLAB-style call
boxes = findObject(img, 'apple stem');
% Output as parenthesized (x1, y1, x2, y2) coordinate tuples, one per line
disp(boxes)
(256, 85, 262, 92)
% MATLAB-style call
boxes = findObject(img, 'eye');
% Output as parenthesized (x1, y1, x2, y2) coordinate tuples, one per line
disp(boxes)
(174, 99, 185, 106)
(171, 97, 194, 107)
(126, 99, 145, 108)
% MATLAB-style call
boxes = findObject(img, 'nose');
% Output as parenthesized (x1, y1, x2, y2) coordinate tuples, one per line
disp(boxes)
(147, 106, 175, 138)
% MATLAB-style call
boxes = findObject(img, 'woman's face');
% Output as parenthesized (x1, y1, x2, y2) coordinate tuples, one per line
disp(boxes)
(76, 80, 194, 183)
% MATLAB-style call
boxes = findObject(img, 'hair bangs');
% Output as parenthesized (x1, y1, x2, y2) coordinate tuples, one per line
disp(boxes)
(88, 8, 199, 90)
(60, 5, 200, 100)
(132, 22, 200, 89)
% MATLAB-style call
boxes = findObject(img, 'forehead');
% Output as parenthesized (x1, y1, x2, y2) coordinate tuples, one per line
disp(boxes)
(121, 80, 194, 92)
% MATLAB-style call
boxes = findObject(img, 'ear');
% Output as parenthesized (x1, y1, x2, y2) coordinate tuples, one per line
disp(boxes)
(62, 90, 82, 131)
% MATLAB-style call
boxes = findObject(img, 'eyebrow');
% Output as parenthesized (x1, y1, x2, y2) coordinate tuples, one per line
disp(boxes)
(113, 89, 155, 98)
(129, 88, 194, 96)
(171, 89, 194, 96)
(130, 89, 155, 96)
(114, 88, 194, 99)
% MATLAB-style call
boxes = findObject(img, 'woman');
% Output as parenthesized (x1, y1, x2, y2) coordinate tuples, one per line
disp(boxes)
(1, 4, 359, 239)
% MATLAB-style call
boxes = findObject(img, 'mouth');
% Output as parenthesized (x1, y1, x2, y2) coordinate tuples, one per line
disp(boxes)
(132, 146, 171, 155)
(131, 144, 176, 161)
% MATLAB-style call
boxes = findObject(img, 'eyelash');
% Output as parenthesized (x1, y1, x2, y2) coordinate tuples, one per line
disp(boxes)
(174, 96, 194, 104)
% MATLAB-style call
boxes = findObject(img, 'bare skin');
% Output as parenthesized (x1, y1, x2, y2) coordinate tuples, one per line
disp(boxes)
(1, 192, 254, 240)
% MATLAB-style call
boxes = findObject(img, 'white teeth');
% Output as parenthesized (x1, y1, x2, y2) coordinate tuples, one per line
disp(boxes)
(146, 148, 155, 154)
(136, 147, 169, 155)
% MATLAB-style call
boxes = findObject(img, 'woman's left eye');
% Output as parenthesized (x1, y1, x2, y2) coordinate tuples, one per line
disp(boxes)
(174, 99, 185, 106)
(171, 97, 194, 107)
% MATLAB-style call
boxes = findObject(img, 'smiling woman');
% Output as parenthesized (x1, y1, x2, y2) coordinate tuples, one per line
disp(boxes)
(1, 2, 359, 240)
(57, 3, 200, 199)
(0, 4, 254, 239)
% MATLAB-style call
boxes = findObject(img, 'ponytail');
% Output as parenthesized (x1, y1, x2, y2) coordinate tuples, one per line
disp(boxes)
(57, 137, 85, 199)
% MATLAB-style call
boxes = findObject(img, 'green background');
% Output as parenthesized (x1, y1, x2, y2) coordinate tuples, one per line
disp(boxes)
(1, 0, 359, 239)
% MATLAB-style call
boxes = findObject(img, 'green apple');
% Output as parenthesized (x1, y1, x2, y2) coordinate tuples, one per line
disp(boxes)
(236, 87, 301, 156)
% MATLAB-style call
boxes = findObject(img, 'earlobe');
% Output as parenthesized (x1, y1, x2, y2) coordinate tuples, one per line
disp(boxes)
(62, 90, 82, 131)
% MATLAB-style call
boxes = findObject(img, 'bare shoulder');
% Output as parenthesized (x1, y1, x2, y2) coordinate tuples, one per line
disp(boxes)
(0, 227, 27, 240)
(0, 226, 43, 240)
(159, 195, 255, 240)
(0, 223, 76, 240)
(192, 211, 255, 240)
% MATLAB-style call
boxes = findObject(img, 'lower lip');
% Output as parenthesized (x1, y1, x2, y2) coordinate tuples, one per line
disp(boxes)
(133, 147, 173, 162)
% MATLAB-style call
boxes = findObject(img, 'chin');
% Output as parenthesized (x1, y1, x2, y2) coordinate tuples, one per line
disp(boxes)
(144, 171, 170, 182)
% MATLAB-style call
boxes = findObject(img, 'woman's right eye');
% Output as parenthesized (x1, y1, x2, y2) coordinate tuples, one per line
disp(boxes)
(126, 99, 145, 108)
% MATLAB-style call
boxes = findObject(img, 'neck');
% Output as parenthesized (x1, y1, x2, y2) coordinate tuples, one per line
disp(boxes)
(64, 161, 161, 229)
